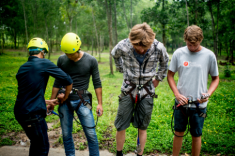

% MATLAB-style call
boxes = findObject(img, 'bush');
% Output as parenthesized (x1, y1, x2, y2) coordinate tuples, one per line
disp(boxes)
(224, 64, 231, 77)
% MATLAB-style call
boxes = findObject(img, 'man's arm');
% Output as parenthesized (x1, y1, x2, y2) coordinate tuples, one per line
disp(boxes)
(48, 57, 73, 104)
(208, 76, 219, 95)
(167, 70, 188, 105)
(90, 57, 103, 116)
(155, 43, 169, 81)
(46, 99, 59, 112)
(95, 87, 103, 116)
(51, 87, 60, 100)
(50, 86, 72, 104)
(152, 79, 160, 88)
(197, 76, 219, 103)
(111, 44, 123, 73)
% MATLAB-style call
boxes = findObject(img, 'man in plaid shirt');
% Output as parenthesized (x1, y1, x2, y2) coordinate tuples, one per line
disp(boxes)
(111, 23, 169, 156)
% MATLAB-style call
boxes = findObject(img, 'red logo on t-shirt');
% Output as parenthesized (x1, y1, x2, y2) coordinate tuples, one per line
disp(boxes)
(184, 61, 189, 66)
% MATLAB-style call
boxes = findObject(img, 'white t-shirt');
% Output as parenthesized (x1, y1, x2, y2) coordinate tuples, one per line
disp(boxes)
(169, 46, 219, 108)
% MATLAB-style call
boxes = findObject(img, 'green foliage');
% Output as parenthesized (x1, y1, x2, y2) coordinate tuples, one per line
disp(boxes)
(58, 136, 63, 144)
(224, 64, 231, 77)
(0, 137, 15, 146)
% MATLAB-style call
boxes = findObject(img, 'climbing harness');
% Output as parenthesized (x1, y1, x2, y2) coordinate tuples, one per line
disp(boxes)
(171, 95, 209, 137)
(119, 41, 160, 154)
(57, 87, 99, 129)
(118, 79, 158, 154)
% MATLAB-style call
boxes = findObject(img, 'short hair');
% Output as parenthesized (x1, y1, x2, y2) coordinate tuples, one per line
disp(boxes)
(184, 25, 204, 43)
(29, 51, 40, 56)
(129, 22, 155, 47)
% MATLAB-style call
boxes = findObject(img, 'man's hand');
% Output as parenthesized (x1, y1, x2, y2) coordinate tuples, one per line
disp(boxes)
(57, 93, 65, 104)
(46, 104, 55, 115)
(45, 99, 59, 106)
(197, 93, 209, 104)
(96, 104, 103, 117)
(152, 79, 160, 88)
(175, 94, 188, 106)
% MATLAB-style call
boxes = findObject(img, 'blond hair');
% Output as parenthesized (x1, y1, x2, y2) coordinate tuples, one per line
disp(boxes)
(129, 22, 155, 47)
(184, 25, 204, 43)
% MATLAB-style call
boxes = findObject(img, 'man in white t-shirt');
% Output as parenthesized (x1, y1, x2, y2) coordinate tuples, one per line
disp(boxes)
(167, 25, 219, 156)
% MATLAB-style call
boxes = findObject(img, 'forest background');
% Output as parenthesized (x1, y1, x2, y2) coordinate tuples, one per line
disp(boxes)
(0, 0, 235, 155)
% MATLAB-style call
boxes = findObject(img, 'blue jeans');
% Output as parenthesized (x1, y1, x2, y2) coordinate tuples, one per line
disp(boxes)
(16, 115, 49, 156)
(58, 100, 99, 156)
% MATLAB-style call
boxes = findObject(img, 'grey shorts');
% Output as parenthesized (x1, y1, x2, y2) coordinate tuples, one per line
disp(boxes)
(114, 95, 154, 131)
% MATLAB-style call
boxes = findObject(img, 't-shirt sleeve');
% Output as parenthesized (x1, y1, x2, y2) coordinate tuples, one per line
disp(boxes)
(91, 58, 102, 89)
(168, 52, 178, 73)
(209, 54, 219, 76)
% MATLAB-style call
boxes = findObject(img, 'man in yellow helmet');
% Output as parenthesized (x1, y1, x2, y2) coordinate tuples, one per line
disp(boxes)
(14, 38, 73, 156)
(50, 33, 103, 156)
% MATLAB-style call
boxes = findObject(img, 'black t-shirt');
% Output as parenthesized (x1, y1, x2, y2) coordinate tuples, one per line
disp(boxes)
(53, 52, 102, 100)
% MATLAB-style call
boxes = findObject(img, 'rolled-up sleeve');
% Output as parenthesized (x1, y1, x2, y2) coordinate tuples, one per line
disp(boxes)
(111, 44, 123, 73)
(155, 45, 169, 81)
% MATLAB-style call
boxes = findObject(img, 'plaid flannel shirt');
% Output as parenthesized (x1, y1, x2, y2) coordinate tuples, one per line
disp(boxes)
(111, 38, 169, 97)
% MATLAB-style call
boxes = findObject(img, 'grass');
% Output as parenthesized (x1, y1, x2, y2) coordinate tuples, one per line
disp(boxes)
(0, 50, 235, 155)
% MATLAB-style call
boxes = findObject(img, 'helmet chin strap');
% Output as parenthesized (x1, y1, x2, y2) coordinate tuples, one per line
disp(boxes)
(41, 51, 46, 58)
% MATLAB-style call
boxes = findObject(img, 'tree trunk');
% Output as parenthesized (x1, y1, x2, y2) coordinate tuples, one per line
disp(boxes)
(76, 20, 77, 34)
(44, 18, 50, 59)
(130, 0, 132, 28)
(14, 29, 17, 49)
(219, 42, 222, 56)
(1, 32, 3, 55)
(208, 2, 217, 57)
(18, 34, 19, 49)
(195, 0, 198, 25)
(230, 40, 234, 63)
(162, 0, 166, 46)
(92, 37, 93, 56)
(114, 0, 118, 45)
(69, 18, 72, 31)
(99, 35, 102, 62)
(21, 0, 28, 51)
(100, 35, 104, 52)
(56, 32, 58, 51)
(122, 0, 129, 30)
(185, 0, 189, 26)
(105, 0, 114, 75)
(225, 41, 228, 58)
(30, 0, 38, 36)
(91, 7, 100, 61)
(216, 0, 220, 58)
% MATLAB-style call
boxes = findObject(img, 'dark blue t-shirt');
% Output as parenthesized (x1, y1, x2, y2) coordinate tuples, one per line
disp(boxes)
(14, 56, 73, 117)
(133, 49, 150, 66)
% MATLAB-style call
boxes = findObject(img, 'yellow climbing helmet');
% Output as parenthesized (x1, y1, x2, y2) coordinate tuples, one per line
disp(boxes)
(27, 38, 49, 53)
(61, 33, 82, 54)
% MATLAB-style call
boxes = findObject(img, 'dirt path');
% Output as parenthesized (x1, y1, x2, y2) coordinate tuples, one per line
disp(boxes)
(0, 120, 178, 156)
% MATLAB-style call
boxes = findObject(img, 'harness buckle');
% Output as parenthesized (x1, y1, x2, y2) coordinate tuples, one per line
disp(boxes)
(122, 91, 127, 96)
(137, 85, 143, 90)
(199, 113, 207, 118)
(83, 101, 92, 110)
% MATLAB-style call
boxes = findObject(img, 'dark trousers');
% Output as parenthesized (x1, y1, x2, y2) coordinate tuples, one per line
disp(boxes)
(16, 115, 49, 156)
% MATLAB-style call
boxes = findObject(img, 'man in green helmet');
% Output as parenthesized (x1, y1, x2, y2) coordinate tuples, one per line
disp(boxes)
(15, 37, 73, 156)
